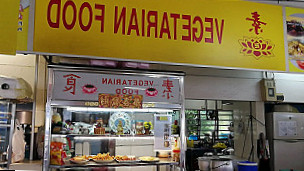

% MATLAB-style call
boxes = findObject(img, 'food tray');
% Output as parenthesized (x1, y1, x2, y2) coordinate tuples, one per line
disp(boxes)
(115, 159, 140, 163)
(70, 159, 89, 164)
(138, 157, 160, 162)
(93, 159, 115, 163)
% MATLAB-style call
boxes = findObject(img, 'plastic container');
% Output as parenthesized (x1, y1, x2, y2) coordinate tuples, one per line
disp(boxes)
(189, 135, 198, 140)
(238, 161, 258, 171)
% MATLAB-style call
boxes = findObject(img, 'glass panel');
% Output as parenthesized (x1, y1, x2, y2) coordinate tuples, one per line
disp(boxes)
(219, 121, 232, 125)
(200, 131, 212, 136)
(0, 103, 11, 125)
(201, 120, 215, 125)
(219, 126, 229, 130)
(218, 115, 233, 120)
(199, 111, 206, 114)
(0, 127, 9, 151)
(218, 111, 233, 115)
(50, 106, 180, 162)
(200, 115, 207, 120)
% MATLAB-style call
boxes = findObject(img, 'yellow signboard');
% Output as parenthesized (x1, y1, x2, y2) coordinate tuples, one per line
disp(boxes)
(0, 0, 19, 55)
(34, 0, 285, 71)
(286, 7, 304, 73)
(17, 0, 31, 51)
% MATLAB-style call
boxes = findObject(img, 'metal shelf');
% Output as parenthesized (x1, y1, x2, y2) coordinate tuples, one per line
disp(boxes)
(0, 124, 11, 127)
(0, 112, 11, 115)
(49, 159, 178, 169)
(0, 161, 7, 165)
(52, 134, 155, 138)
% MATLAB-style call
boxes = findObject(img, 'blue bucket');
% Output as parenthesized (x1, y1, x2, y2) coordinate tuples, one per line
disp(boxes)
(237, 161, 258, 171)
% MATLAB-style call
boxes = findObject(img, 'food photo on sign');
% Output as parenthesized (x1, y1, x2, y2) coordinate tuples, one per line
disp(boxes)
(286, 9, 304, 72)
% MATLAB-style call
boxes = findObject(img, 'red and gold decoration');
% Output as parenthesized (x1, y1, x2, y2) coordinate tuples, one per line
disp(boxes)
(239, 37, 274, 59)
(99, 94, 143, 108)
(94, 119, 105, 135)
(239, 11, 276, 60)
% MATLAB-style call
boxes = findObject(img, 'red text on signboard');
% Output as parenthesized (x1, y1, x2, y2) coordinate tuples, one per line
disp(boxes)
(246, 12, 266, 35)
(114, 7, 225, 44)
(47, 0, 105, 32)
(162, 79, 174, 99)
(63, 74, 81, 95)
(46, 0, 225, 44)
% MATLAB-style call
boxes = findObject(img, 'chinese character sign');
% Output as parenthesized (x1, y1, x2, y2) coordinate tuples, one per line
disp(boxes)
(54, 71, 181, 103)
(162, 79, 174, 99)
(239, 11, 274, 59)
(63, 74, 81, 95)
(99, 94, 143, 108)
(246, 12, 267, 35)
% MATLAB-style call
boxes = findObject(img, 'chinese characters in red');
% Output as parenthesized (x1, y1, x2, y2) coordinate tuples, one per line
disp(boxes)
(18, 4, 24, 20)
(63, 74, 81, 95)
(246, 12, 266, 35)
(162, 79, 174, 99)
(98, 94, 143, 108)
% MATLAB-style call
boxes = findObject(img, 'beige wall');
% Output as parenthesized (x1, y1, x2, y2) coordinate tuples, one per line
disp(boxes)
(222, 101, 264, 162)
(0, 54, 35, 86)
(35, 56, 47, 127)
(0, 54, 47, 128)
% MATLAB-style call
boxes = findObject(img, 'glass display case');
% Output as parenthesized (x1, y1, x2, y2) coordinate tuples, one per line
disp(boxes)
(0, 101, 16, 169)
(44, 66, 185, 171)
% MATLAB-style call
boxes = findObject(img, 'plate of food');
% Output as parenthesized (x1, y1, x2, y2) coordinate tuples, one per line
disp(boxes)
(287, 20, 304, 37)
(138, 156, 160, 162)
(290, 59, 304, 70)
(70, 156, 89, 164)
(91, 153, 115, 163)
(288, 40, 304, 57)
(115, 155, 138, 163)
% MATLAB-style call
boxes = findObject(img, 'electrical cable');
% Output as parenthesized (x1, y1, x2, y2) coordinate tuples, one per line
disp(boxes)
(241, 116, 250, 158)
(248, 101, 255, 162)
(241, 102, 259, 162)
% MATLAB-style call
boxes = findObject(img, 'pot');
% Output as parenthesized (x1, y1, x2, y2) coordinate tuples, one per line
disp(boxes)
(198, 156, 213, 171)
(210, 158, 233, 171)
(16, 111, 32, 124)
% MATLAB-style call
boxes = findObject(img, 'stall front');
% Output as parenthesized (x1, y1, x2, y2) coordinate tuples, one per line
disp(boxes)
(10, 0, 298, 170)
(43, 65, 186, 171)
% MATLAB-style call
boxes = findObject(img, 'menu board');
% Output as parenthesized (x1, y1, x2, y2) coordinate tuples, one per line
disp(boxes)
(154, 115, 172, 151)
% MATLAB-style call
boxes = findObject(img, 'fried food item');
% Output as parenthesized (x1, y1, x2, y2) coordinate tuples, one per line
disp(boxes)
(72, 155, 87, 161)
(288, 40, 304, 56)
(138, 156, 159, 161)
(91, 153, 114, 160)
(115, 155, 136, 161)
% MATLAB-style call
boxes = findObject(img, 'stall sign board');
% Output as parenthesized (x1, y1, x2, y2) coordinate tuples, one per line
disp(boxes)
(34, 0, 285, 71)
(17, 0, 31, 51)
(0, 0, 19, 55)
(98, 94, 143, 108)
(285, 7, 304, 73)
(53, 71, 181, 103)
(154, 114, 172, 151)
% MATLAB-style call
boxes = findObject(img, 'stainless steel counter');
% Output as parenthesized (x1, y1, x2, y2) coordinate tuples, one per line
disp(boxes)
(49, 158, 178, 171)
